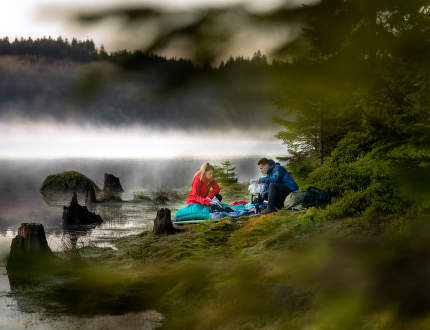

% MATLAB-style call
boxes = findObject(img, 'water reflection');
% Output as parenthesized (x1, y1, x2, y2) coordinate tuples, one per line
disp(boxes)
(1, 263, 163, 329)
(0, 193, 174, 329)
(0, 197, 178, 252)
(0, 157, 258, 327)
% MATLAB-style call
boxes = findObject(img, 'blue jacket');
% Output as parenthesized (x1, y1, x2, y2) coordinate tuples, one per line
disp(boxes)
(260, 160, 298, 193)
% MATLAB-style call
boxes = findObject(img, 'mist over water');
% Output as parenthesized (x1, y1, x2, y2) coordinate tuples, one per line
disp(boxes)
(0, 120, 285, 159)
(0, 156, 263, 193)
(0, 156, 265, 236)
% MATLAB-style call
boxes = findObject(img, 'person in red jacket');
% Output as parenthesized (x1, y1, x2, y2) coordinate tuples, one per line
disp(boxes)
(186, 162, 221, 205)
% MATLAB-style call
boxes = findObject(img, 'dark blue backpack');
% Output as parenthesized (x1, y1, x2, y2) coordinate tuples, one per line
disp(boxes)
(284, 186, 331, 211)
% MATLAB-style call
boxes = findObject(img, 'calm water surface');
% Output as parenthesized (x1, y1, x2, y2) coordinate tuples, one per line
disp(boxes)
(0, 157, 260, 329)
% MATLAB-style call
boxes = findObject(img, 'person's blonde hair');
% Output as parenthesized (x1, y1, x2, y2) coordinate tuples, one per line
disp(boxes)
(197, 162, 214, 181)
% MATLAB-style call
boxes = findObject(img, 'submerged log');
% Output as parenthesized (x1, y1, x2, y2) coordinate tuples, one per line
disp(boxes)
(7, 223, 54, 271)
(153, 208, 175, 235)
(63, 192, 103, 226)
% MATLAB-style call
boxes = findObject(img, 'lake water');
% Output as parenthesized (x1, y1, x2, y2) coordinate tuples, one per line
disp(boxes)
(0, 157, 261, 329)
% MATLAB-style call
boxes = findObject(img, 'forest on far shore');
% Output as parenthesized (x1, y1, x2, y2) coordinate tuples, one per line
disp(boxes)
(0, 36, 283, 132)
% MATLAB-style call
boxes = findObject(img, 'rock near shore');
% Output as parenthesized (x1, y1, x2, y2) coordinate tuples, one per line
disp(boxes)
(40, 171, 100, 193)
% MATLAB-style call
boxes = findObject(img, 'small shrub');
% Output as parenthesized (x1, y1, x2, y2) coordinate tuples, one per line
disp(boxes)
(133, 192, 152, 201)
(213, 160, 238, 184)
(299, 132, 411, 221)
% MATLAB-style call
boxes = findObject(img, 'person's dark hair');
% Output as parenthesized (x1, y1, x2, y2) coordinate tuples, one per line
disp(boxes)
(258, 158, 270, 165)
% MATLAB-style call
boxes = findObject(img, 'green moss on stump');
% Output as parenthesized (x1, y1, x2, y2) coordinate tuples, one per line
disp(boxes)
(40, 171, 100, 192)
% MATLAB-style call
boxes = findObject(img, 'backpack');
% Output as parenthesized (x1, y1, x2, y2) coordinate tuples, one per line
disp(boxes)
(284, 186, 331, 211)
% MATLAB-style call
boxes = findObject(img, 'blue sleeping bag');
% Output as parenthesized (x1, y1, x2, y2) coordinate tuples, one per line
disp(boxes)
(174, 203, 212, 221)
(174, 203, 251, 222)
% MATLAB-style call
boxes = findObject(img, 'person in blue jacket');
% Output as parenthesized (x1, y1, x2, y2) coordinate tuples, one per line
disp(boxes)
(256, 157, 298, 214)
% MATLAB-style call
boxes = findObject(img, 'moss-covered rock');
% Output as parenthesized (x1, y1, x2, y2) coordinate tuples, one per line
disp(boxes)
(40, 171, 100, 193)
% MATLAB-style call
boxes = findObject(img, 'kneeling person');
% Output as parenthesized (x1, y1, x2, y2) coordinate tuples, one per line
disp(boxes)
(186, 162, 222, 205)
(256, 158, 298, 214)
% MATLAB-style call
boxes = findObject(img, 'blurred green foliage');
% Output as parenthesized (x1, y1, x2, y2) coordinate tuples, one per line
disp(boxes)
(9, 210, 430, 329)
(274, 1, 430, 220)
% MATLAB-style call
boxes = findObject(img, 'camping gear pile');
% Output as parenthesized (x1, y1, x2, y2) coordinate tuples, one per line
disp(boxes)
(174, 184, 331, 224)
(174, 184, 269, 224)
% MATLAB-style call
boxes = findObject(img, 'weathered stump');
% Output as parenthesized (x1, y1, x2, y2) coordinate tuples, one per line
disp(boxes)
(153, 208, 175, 235)
(85, 183, 97, 204)
(101, 173, 123, 202)
(103, 173, 124, 194)
(63, 192, 103, 226)
(10, 223, 53, 256)
(7, 223, 54, 271)
(7, 223, 59, 288)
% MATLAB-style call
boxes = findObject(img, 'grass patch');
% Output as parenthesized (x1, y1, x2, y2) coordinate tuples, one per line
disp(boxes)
(12, 183, 430, 329)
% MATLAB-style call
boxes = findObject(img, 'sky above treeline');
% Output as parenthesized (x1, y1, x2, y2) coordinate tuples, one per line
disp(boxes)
(0, 0, 303, 159)
(0, 0, 311, 55)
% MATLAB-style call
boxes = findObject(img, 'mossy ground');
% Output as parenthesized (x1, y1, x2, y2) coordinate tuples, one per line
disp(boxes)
(12, 183, 430, 329)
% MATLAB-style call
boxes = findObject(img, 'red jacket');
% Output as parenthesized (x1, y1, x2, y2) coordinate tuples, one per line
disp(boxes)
(186, 172, 220, 205)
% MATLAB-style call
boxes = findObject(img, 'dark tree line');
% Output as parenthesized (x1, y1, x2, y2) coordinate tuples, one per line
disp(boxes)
(0, 36, 100, 62)
(0, 36, 272, 70)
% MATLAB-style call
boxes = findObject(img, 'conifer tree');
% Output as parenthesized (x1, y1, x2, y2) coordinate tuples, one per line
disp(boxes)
(213, 160, 238, 184)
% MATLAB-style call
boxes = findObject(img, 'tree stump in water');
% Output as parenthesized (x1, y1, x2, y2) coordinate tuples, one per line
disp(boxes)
(7, 223, 54, 270)
(101, 173, 123, 201)
(63, 192, 103, 226)
(103, 173, 124, 193)
(153, 208, 175, 235)
(85, 183, 97, 204)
